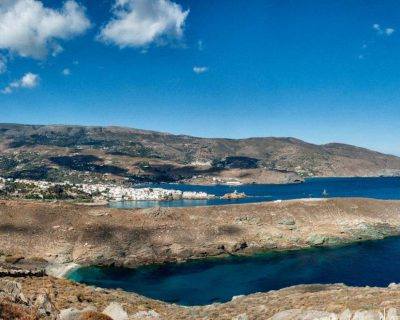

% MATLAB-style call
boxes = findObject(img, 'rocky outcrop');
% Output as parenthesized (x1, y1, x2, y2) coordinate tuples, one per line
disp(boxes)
(221, 191, 247, 200)
(0, 266, 45, 277)
(102, 302, 128, 320)
(2, 199, 400, 319)
(0, 279, 127, 320)
(6, 276, 400, 320)
(268, 309, 394, 319)
(0, 198, 400, 268)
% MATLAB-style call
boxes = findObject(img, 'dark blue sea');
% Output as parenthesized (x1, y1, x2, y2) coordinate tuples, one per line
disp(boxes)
(71, 177, 400, 305)
(68, 237, 400, 306)
(110, 177, 400, 208)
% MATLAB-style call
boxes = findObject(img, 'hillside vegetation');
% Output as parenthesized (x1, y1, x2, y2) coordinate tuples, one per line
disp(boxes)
(0, 124, 399, 184)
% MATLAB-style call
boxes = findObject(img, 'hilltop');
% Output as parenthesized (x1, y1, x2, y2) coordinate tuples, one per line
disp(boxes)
(0, 123, 399, 184)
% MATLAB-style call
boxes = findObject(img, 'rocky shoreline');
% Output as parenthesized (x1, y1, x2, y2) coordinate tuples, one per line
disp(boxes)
(2, 198, 400, 319)
(2, 198, 400, 268)
(4, 276, 400, 319)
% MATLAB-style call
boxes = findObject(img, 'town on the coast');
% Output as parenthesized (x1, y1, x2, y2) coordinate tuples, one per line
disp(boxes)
(0, 177, 247, 202)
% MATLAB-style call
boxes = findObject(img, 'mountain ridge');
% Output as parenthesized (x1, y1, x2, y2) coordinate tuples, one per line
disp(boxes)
(0, 123, 399, 184)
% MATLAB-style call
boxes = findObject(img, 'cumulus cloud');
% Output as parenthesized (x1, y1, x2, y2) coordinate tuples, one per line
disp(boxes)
(62, 68, 71, 76)
(0, 0, 91, 60)
(193, 66, 208, 74)
(372, 24, 395, 36)
(386, 28, 395, 36)
(2, 72, 40, 94)
(99, 0, 189, 48)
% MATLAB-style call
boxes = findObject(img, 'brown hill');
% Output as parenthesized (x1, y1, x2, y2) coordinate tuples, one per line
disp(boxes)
(0, 123, 399, 184)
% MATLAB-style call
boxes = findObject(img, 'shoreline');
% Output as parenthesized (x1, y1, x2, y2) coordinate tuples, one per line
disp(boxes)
(152, 174, 400, 186)
(2, 197, 400, 318)
(1, 197, 400, 268)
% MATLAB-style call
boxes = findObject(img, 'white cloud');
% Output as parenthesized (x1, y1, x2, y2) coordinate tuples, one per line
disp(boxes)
(99, 0, 189, 48)
(0, 0, 91, 60)
(193, 66, 208, 74)
(62, 68, 71, 76)
(20, 73, 39, 88)
(2, 72, 39, 94)
(372, 23, 395, 36)
(385, 28, 395, 36)
(373, 23, 380, 31)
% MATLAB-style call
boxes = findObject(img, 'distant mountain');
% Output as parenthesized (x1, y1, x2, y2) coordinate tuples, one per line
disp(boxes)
(0, 123, 399, 184)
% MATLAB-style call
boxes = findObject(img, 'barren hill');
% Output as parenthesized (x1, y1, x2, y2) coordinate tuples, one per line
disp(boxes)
(0, 123, 399, 184)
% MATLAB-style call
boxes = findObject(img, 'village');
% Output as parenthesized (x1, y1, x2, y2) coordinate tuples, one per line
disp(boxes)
(0, 177, 218, 202)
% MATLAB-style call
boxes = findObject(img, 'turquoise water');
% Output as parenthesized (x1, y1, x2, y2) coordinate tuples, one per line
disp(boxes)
(110, 177, 400, 208)
(68, 237, 400, 306)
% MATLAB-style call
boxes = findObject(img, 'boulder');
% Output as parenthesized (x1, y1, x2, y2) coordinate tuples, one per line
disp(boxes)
(59, 307, 99, 320)
(338, 309, 352, 320)
(352, 310, 383, 320)
(387, 308, 398, 320)
(102, 302, 128, 320)
(269, 309, 303, 319)
(307, 234, 327, 246)
(269, 309, 337, 320)
(131, 310, 161, 319)
(388, 283, 400, 289)
(296, 310, 338, 320)
(278, 217, 296, 225)
(0, 279, 28, 304)
(34, 293, 56, 318)
(59, 308, 83, 320)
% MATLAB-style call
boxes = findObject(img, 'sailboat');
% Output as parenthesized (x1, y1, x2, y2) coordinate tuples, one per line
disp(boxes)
(322, 189, 328, 197)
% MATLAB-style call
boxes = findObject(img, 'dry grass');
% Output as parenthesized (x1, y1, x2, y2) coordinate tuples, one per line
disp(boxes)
(79, 311, 113, 320)
(0, 300, 38, 320)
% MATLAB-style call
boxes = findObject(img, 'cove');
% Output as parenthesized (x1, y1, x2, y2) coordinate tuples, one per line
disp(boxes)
(110, 177, 400, 208)
(68, 236, 400, 306)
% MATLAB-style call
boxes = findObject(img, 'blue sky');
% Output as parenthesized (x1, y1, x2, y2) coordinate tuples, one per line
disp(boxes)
(0, 0, 399, 155)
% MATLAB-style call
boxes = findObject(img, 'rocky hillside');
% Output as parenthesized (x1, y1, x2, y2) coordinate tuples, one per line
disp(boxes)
(1, 198, 399, 268)
(2, 198, 400, 319)
(0, 123, 399, 184)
